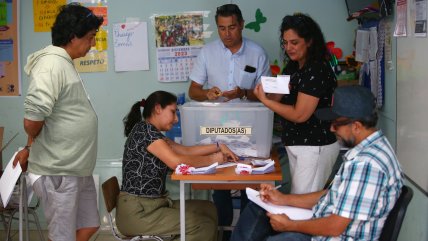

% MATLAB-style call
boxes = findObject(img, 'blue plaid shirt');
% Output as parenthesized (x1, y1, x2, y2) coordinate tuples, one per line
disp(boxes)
(312, 130, 403, 241)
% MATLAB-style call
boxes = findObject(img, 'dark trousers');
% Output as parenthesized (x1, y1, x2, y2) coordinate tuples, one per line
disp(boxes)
(212, 190, 249, 241)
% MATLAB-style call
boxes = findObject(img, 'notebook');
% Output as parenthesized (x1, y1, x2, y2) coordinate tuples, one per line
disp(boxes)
(246, 187, 313, 220)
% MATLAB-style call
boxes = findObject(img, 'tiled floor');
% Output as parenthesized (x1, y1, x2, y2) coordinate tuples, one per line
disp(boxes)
(0, 229, 120, 241)
(0, 229, 231, 241)
(0, 229, 229, 241)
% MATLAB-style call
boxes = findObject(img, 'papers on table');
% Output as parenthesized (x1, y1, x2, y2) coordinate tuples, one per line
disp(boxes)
(0, 151, 21, 208)
(261, 75, 290, 94)
(246, 188, 313, 220)
(216, 162, 238, 169)
(251, 159, 272, 166)
(175, 162, 218, 175)
(235, 159, 275, 175)
(235, 163, 253, 174)
(252, 160, 275, 174)
(191, 162, 218, 174)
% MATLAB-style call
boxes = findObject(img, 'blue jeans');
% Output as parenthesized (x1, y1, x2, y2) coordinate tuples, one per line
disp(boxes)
(231, 202, 311, 241)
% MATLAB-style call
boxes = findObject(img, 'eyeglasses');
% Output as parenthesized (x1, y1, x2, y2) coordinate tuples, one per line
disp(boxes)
(331, 118, 355, 130)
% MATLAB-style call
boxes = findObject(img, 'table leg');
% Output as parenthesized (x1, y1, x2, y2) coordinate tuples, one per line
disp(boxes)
(180, 181, 185, 241)
(19, 175, 23, 241)
(23, 174, 29, 241)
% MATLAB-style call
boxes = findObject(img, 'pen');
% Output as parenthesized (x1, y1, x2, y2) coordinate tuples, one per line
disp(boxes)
(256, 181, 288, 197)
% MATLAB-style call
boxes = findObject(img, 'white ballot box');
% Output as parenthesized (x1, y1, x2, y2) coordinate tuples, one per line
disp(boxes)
(179, 101, 274, 158)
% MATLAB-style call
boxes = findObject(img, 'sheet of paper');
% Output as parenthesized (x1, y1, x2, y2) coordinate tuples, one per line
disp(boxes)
(217, 162, 237, 169)
(113, 21, 149, 71)
(251, 160, 275, 174)
(251, 159, 273, 167)
(0, 151, 21, 207)
(261, 75, 290, 94)
(355, 30, 369, 62)
(246, 188, 313, 220)
(414, 0, 427, 37)
(191, 162, 218, 174)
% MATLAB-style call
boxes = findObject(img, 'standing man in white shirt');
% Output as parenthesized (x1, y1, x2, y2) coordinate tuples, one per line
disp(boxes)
(188, 3, 270, 102)
(188, 4, 271, 241)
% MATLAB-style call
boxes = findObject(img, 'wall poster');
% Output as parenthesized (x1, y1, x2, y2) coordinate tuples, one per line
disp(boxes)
(153, 12, 204, 82)
(0, 0, 19, 96)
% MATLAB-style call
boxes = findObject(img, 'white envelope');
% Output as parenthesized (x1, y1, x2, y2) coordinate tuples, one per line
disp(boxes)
(261, 75, 290, 94)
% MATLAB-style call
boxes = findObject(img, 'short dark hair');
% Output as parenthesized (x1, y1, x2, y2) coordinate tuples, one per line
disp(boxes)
(51, 3, 103, 46)
(280, 13, 329, 67)
(123, 91, 177, 137)
(215, 4, 244, 24)
(355, 111, 378, 128)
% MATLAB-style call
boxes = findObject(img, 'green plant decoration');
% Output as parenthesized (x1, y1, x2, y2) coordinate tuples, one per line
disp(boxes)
(245, 8, 266, 32)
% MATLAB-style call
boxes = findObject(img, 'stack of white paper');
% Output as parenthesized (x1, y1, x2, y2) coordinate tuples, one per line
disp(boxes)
(251, 159, 273, 166)
(252, 160, 275, 174)
(246, 188, 313, 220)
(0, 151, 22, 208)
(175, 162, 218, 175)
(190, 162, 218, 174)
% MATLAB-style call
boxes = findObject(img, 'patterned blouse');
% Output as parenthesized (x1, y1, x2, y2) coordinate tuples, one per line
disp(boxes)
(121, 121, 168, 197)
(281, 60, 337, 146)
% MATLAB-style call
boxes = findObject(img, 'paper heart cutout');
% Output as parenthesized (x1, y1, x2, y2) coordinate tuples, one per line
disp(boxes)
(121, 24, 126, 29)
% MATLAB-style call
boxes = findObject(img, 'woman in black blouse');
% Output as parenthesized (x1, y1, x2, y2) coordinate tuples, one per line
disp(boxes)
(116, 90, 237, 241)
(253, 13, 340, 194)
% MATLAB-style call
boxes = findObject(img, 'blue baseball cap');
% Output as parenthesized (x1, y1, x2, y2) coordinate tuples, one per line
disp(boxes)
(315, 86, 376, 120)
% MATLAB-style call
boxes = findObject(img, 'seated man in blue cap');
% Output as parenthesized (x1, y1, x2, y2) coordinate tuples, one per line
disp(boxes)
(231, 86, 404, 241)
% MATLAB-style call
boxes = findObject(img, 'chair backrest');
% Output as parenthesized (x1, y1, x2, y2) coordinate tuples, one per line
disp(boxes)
(102, 176, 120, 213)
(379, 185, 413, 241)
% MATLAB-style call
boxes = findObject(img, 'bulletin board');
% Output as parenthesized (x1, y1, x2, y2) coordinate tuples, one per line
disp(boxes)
(0, 0, 20, 96)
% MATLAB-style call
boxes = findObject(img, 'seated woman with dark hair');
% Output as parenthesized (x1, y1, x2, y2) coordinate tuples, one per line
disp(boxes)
(116, 90, 238, 241)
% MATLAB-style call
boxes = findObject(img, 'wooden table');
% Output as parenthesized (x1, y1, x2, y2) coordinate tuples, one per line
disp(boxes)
(171, 151, 282, 241)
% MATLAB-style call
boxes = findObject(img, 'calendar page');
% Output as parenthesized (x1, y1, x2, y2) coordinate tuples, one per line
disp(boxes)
(157, 46, 202, 82)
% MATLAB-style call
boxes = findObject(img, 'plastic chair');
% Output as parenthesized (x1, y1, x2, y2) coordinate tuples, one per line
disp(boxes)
(379, 185, 413, 241)
(0, 185, 44, 241)
(0, 200, 44, 241)
(101, 176, 173, 241)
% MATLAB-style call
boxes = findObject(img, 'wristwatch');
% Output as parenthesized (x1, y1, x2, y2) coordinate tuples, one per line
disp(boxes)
(24, 145, 31, 151)
(241, 89, 248, 100)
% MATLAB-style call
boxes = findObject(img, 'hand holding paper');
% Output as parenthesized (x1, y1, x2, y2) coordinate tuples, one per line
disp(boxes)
(246, 188, 313, 220)
(261, 75, 290, 94)
(12, 148, 29, 171)
(0, 152, 22, 207)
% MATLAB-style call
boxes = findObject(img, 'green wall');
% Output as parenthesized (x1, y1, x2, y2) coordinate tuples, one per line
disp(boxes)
(1, 0, 356, 161)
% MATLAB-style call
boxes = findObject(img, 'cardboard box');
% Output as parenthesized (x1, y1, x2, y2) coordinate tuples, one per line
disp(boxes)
(179, 101, 274, 158)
